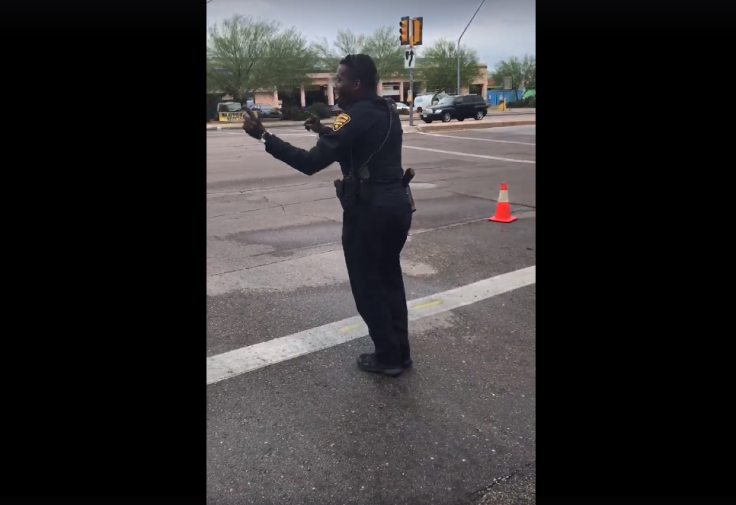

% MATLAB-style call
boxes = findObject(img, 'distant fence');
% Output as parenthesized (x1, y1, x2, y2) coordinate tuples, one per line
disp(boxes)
(486, 89, 525, 106)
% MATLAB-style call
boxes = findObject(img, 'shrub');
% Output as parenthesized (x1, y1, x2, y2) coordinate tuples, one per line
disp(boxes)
(281, 106, 311, 121)
(306, 102, 333, 119)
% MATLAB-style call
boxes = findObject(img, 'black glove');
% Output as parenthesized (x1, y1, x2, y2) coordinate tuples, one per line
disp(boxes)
(242, 107, 265, 140)
(304, 112, 322, 133)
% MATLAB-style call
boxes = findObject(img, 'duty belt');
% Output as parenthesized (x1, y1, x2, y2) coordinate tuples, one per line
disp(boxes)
(357, 179, 403, 199)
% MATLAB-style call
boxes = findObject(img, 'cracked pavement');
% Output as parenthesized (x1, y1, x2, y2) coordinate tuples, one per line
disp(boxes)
(207, 125, 536, 504)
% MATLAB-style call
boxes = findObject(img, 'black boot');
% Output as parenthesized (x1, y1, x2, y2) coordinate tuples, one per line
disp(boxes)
(356, 353, 403, 377)
(400, 347, 412, 368)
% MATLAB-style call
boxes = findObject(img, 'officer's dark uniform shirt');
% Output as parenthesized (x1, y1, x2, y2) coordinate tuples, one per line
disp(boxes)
(263, 94, 403, 184)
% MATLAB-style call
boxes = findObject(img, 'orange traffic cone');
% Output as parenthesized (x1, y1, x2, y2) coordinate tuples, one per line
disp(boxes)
(489, 182, 517, 223)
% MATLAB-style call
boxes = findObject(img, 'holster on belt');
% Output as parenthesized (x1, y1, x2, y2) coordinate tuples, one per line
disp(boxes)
(334, 177, 358, 210)
(402, 168, 417, 212)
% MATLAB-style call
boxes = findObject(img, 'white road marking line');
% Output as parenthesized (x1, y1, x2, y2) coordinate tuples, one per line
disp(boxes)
(472, 125, 536, 135)
(206, 265, 535, 384)
(417, 132, 535, 146)
(402, 145, 535, 164)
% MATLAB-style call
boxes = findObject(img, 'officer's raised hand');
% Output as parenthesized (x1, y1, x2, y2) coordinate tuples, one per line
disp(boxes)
(242, 107, 265, 140)
(303, 112, 322, 133)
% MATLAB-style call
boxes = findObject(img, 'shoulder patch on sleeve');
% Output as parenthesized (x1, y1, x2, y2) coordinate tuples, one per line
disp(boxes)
(333, 113, 351, 131)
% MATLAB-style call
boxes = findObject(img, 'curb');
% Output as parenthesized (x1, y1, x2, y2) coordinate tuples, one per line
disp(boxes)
(207, 121, 336, 131)
(207, 118, 535, 133)
(207, 112, 534, 131)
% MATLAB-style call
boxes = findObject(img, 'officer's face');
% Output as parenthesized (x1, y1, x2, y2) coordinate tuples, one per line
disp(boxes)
(335, 64, 358, 108)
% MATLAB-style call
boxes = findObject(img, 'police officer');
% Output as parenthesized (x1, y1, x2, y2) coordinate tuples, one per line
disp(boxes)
(242, 54, 412, 377)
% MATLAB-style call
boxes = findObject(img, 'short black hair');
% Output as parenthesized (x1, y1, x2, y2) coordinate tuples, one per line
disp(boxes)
(339, 54, 378, 90)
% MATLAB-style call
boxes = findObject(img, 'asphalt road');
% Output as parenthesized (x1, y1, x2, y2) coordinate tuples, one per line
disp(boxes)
(206, 124, 536, 504)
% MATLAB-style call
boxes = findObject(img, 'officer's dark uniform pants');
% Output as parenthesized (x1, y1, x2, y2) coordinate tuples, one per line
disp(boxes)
(342, 187, 413, 368)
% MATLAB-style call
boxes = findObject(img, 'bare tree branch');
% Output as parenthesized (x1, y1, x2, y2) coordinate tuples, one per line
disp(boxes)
(310, 26, 403, 80)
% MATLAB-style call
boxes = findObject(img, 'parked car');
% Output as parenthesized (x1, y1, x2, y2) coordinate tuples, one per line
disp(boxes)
(394, 101, 410, 111)
(420, 94, 487, 123)
(217, 101, 243, 113)
(250, 103, 282, 119)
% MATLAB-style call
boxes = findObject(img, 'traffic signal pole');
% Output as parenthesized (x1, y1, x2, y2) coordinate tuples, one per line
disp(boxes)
(400, 16, 422, 127)
(409, 55, 414, 127)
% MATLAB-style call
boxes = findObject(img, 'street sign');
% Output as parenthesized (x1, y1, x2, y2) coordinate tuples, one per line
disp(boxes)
(404, 49, 416, 69)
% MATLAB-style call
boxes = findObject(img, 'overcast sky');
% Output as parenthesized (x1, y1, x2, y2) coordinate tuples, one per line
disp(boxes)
(206, 0, 535, 71)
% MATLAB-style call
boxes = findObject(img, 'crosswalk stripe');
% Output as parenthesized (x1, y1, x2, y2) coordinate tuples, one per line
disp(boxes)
(206, 265, 536, 385)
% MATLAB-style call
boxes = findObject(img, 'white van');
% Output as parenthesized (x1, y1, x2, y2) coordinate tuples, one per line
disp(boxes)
(414, 92, 450, 113)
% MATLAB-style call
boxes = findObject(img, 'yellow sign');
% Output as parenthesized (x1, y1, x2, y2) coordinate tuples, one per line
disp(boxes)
(333, 113, 351, 131)
(219, 111, 244, 122)
(218, 111, 258, 122)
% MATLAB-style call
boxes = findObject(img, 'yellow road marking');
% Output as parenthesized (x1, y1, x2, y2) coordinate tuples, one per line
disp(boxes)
(411, 300, 442, 310)
(339, 323, 362, 332)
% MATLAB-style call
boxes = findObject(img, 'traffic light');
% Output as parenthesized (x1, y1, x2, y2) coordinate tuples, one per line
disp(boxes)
(399, 16, 409, 46)
(411, 17, 423, 46)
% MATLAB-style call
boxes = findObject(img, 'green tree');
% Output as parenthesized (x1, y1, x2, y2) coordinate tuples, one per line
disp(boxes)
(418, 38, 481, 94)
(491, 54, 536, 94)
(206, 15, 316, 102)
(362, 26, 404, 80)
(311, 26, 404, 80)
(526, 59, 536, 89)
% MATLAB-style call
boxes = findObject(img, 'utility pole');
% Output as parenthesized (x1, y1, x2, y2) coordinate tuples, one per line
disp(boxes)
(457, 0, 485, 95)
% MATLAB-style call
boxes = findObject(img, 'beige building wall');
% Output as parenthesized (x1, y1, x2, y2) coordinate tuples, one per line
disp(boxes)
(252, 91, 279, 106)
(303, 63, 488, 102)
(214, 63, 488, 109)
